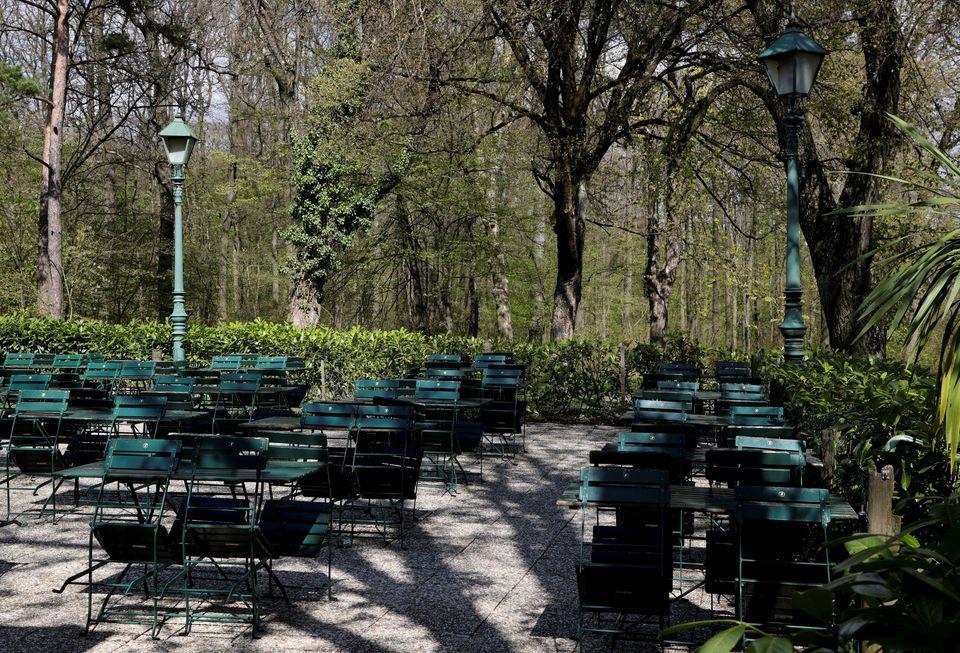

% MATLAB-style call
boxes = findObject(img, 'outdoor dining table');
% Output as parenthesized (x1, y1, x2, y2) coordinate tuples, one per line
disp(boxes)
(55, 458, 324, 484)
(555, 481, 858, 521)
(0, 407, 209, 425)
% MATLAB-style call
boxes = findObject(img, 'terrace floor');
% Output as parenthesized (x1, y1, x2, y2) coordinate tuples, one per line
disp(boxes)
(0, 423, 726, 652)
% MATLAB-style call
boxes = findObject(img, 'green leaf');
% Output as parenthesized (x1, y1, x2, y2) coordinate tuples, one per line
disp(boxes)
(792, 588, 833, 623)
(695, 625, 746, 653)
(745, 637, 795, 653)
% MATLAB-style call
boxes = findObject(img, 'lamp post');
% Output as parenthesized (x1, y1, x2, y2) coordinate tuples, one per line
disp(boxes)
(758, 17, 827, 362)
(158, 114, 199, 363)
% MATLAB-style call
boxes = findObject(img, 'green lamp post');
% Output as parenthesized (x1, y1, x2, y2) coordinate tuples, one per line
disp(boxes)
(158, 114, 199, 363)
(758, 16, 827, 363)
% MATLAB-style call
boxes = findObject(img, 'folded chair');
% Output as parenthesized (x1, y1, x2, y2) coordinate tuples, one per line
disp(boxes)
(210, 373, 261, 434)
(348, 405, 419, 546)
(172, 436, 275, 635)
(577, 467, 672, 650)
(414, 379, 471, 493)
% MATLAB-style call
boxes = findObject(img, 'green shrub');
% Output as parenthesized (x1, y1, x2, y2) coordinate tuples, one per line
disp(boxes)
(762, 351, 957, 521)
(0, 314, 712, 419)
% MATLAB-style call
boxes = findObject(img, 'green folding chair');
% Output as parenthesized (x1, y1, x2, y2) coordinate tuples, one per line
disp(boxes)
(55, 438, 183, 638)
(577, 467, 671, 650)
(3, 389, 70, 522)
(734, 486, 832, 637)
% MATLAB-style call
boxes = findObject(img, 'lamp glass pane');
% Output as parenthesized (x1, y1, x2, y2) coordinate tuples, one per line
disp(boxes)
(163, 136, 188, 166)
(793, 51, 823, 96)
(763, 54, 796, 96)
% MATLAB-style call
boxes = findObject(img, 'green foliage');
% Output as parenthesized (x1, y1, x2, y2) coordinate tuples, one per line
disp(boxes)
(763, 351, 956, 521)
(285, 58, 404, 302)
(666, 499, 960, 652)
(848, 115, 960, 468)
(0, 315, 711, 418)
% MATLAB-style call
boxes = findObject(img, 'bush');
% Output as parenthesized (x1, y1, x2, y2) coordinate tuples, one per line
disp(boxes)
(0, 314, 712, 419)
(762, 351, 957, 521)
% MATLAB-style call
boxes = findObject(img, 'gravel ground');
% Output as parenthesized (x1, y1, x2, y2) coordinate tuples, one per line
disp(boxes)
(0, 423, 730, 652)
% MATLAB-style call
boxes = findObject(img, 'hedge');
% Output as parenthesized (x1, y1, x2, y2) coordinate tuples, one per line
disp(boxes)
(0, 314, 717, 419)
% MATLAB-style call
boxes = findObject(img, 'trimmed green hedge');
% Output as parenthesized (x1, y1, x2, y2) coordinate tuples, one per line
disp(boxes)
(0, 314, 714, 418)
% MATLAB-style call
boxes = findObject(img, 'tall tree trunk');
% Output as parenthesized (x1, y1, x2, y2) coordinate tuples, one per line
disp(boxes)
(550, 168, 586, 340)
(484, 182, 513, 340)
(37, 0, 70, 318)
(527, 207, 547, 341)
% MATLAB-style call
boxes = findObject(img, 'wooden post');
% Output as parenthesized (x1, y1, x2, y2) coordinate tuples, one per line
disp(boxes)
(820, 427, 839, 487)
(863, 464, 900, 653)
(866, 464, 901, 537)
(320, 359, 326, 400)
(619, 343, 628, 402)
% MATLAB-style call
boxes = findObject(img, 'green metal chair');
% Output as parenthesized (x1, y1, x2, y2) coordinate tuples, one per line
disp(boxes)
(734, 486, 832, 636)
(210, 373, 261, 434)
(657, 380, 699, 392)
(297, 402, 357, 501)
(111, 395, 167, 439)
(60, 438, 183, 638)
(415, 379, 471, 493)
(471, 353, 511, 369)
(173, 436, 274, 635)
(3, 373, 51, 407)
(349, 405, 419, 546)
(354, 379, 400, 400)
(481, 373, 527, 456)
(3, 389, 70, 522)
(729, 405, 785, 426)
(425, 367, 469, 380)
(82, 361, 122, 390)
(734, 435, 804, 454)
(210, 354, 244, 371)
(633, 398, 688, 423)
(577, 467, 671, 650)
(152, 375, 194, 393)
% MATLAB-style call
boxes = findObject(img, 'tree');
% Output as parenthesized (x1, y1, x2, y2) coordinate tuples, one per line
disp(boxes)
(36, 0, 70, 318)
(450, 0, 718, 339)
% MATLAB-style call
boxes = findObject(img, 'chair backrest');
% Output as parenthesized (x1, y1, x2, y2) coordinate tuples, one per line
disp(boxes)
(354, 404, 414, 431)
(8, 374, 52, 391)
(715, 360, 750, 371)
(472, 353, 510, 369)
(482, 367, 523, 379)
(153, 376, 195, 393)
(633, 399, 687, 422)
(705, 448, 804, 486)
(657, 380, 699, 392)
(301, 401, 357, 430)
(415, 379, 460, 401)
(734, 435, 804, 454)
(729, 405, 785, 426)
(721, 382, 765, 394)
(218, 373, 261, 393)
(579, 466, 669, 506)
(618, 431, 685, 448)
(735, 486, 830, 524)
(86, 352, 105, 363)
(264, 431, 328, 463)
(83, 361, 122, 381)
(726, 425, 797, 442)
(425, 367, 468, 380)
(149, 390, 195, 411)
(14, 389, 69, 416)
(354, 379, 400, 399)
(112, 394, 167, 422)
(428, 353, 464, 364)
(104, 438, 181, 480)
(210, 355, 243, 370)
(192, 436, 267, 472)
(721, 390, 766, 402)
(482, 375, 520, 391)
(119, 360, 156, 380)
(3, 352, 35, 368)
(52, 353, 84, 369)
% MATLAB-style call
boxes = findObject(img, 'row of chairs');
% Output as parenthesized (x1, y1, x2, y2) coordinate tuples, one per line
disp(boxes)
(61, 436, 333, 637)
